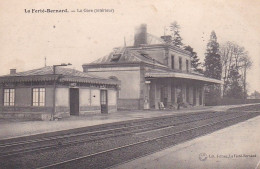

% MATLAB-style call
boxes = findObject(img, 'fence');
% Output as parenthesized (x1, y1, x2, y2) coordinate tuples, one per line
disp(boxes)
(205, 98, 260, 106)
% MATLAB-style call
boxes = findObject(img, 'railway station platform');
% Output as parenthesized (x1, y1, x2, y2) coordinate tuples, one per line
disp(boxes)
(113, 114, 260, 169)
(0, 104, 259, 140)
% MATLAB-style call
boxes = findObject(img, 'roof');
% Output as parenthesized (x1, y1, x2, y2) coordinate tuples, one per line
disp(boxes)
(0, 66, 119, 85)
(145, 69, 223, 84)
(85, 47, 168, 68)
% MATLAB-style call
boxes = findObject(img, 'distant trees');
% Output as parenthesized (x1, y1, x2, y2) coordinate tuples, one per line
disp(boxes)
(169, 21, 183, 48)
(220, 41, 252, 99)
(184, 46, 203, 73)
(249, 91, 260, 99)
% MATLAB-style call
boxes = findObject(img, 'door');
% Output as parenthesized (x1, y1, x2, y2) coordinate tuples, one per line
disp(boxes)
(70, 88, 79, 115)
(100, 90, 108, 114)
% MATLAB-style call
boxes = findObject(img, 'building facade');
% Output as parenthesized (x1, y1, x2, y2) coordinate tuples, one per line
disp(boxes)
(0, 66, 119, 120)
(83, 24, 222, 110)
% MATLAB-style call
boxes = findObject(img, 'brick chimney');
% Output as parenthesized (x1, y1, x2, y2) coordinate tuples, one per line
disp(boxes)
(134, 24, 147, 47)
(10, 69, 16, 75)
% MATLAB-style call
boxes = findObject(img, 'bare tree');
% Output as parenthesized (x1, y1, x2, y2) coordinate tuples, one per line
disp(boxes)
(240, 55, 252, 99)
(220, 41, 251, 98)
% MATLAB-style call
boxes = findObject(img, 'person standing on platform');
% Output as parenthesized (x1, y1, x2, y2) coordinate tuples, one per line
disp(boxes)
(177, 93, 183, 110)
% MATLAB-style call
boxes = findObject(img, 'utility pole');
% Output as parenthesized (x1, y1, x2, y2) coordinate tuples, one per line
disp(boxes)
(51, 63, 72, 120)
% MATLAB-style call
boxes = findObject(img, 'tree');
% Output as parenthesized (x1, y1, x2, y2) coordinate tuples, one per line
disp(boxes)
(184, 45, 203, 73)
(204, 31, 222, 80)
(169, 21, 183, 48)
(226, 65, 243, 98)
(219, 41, 252, 98)
(240, 55, 252, 99)
(249, 91, 260, 99)
(204, 31, 222, 105)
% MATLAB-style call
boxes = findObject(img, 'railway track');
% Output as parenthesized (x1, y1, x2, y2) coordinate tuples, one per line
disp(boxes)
(0, 110, 259, 169)
(0, 111, 238, 157)
(36, 111, 259, 169)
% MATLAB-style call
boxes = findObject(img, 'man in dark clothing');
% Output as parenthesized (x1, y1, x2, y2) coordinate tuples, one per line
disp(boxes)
(177, 93, 183, 110)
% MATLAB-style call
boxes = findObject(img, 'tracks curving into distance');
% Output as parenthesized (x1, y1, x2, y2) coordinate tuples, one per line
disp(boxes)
(0, 109, 259, 169)
(37, 112, 259, 169)
(0, 111, 240, 157)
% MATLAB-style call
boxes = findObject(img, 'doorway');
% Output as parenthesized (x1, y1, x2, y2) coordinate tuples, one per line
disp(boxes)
(100, 90, 108, 114)
(70, 88, 79, 115)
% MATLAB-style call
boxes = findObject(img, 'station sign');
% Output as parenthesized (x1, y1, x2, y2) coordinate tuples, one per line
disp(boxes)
(69, 83, 77, 87)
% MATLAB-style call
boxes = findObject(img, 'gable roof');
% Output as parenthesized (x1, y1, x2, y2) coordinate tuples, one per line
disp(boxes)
(0, 66, 119, 85)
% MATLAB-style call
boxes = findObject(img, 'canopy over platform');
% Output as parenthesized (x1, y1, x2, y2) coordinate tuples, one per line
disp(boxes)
(145, 70, 223, 85)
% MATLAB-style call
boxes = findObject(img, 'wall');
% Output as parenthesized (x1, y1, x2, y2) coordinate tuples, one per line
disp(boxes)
(0, 86, 53, 120)
(56, 88, 68, 107)
(108, 89, 117, 106)
(86, 66, 140, 110)
(86, 67, 140, 99)
(55, 87, 69, 117)
(108, 89, 117, 112)
(16, 88, 31, 107)
(205, 98, 260, 106)
(117, 99, 140, 110)
(0, 88, 3, 106)
(91, 89, 100, 106)
(169, 50, 191, 72)
(46, 87, 54, 107)
(143, 48, 166, 64)
(79, 88, 90, 107)
(79, 88, 117, 114)
(79, 88, 100, 115)
(1, 87, 53, 113)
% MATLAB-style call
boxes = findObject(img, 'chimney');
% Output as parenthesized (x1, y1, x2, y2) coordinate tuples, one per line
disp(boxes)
(134, 24, 147, 47)
(161, 35, 172, 43)
(10, 69, 16, 75)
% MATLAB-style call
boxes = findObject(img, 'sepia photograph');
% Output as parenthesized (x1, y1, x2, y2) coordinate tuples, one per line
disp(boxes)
(0, 0, 260, 168)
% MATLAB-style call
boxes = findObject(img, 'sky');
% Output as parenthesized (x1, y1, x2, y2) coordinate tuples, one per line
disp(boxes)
(0, 0, 259, 93)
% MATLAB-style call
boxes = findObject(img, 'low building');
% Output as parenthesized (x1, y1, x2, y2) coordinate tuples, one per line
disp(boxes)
(83, 24, 222, 110)
(0, 66, 120, 120)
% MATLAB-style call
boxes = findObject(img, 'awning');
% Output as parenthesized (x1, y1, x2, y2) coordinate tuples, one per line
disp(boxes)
(145, 71, 223, 84)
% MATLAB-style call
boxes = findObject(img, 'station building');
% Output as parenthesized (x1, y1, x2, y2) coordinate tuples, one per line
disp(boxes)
(83, 24, 222, 110)
(0, 66, 120, 120)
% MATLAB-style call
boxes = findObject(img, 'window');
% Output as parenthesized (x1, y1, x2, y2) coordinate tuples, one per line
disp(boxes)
(186, 59, 189, 72)
(171, 55, 175, 69)
(32, 88, 45, 106)
(179, 57, 182, 70)
(4, 89, 15, 106)
(111, 54, 121, 62)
